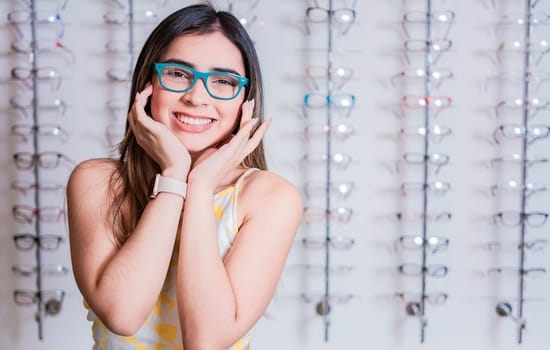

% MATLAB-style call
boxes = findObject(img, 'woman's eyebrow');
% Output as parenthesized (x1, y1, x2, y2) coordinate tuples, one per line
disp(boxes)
(210, 66, 243, 76)
(161, 58, 194, 67)
(160, 58, 244, 76)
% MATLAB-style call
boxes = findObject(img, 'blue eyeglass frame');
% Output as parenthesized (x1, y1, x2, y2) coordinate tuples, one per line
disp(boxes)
(154, 62, 248, 101)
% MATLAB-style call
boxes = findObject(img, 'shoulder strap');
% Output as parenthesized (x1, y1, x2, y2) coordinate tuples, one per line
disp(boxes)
(234, 168, 258, 188)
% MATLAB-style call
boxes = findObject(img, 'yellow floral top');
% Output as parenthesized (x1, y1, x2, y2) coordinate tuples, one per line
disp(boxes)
(86, 168, 258, 350)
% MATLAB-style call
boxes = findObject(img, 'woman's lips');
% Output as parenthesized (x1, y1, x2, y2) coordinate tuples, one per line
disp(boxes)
(173, 112, 215, 133)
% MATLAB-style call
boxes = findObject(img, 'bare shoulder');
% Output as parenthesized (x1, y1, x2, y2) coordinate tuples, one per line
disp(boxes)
(67, 158, 118, 190)
(66, 158, 119, 206)
(239, 169, 303, 219)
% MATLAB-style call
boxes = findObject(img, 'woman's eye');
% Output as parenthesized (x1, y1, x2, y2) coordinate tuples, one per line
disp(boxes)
(166, 69, 190, 79)
(212, 76, 237, 86)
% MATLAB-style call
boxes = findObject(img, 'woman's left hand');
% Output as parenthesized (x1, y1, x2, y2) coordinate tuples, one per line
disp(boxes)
(187, 99, 270, 192)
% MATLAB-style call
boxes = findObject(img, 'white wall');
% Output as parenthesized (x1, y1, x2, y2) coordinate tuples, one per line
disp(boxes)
(0, 0, 549, 349)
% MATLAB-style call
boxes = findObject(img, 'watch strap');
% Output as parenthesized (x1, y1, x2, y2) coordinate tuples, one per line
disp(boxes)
(150, 174, 187, 199)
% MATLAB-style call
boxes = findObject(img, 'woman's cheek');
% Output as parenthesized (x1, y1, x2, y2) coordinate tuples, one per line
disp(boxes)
(148, 93, 163, 122)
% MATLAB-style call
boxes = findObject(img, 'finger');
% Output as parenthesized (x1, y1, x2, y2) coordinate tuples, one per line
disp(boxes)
(245, 119, 270, 154)
(133, 84, 155, 128)
(239, 99, 255, 130)
(232, 117, 259, 144)
(228, 118, 262, 156)
(136, 83, 153, 109)
(134, 87, 153, 124)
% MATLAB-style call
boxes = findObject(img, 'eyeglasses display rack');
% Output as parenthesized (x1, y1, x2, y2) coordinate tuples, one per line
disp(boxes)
(489, 0, 548, 343)
(302, 0, 357, 342)
(394, 0, 454, 343)
(8, 0, 72, 340)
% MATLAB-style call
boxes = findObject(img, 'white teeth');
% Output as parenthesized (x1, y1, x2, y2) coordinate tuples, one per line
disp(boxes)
(176, 114, 213, 126)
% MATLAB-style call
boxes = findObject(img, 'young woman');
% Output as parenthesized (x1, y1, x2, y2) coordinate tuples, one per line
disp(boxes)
(66, 4, 302, 350)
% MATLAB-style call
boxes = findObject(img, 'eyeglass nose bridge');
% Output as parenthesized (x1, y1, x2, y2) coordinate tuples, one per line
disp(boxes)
(183, 71, 215, 99)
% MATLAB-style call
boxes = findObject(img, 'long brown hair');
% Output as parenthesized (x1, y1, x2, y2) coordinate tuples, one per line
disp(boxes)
(109, 3, 266, 246)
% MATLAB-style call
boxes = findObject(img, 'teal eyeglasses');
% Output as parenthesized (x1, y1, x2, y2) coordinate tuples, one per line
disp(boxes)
(154, 62, 248, 100)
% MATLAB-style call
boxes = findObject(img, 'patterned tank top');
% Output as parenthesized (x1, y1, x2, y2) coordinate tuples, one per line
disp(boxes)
(87, 168, 258, 350)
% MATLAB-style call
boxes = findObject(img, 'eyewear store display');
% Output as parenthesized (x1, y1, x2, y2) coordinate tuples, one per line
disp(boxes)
(391, 0, 456, 342)
(299, 0, 359, 343)
(2, 0, 550, 349)
(487, 0, 550, 345)
(6, 0, 73, 341)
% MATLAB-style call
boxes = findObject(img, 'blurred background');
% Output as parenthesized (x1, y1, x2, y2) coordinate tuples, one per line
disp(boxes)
(1, 0, 549, 349)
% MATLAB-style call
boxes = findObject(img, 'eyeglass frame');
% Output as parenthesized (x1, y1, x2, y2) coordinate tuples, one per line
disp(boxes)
(13, 151, 74, 170)
(486, 239, 548, 253)
(12, 204, 66, 224)
(396, 235, 450, 255)
(297, 263, 355, 275)
(496, 39, 550, 65)
(490, 0, 541, 9)
(391, 67, 454, 89)
(7, 10, 65, 39)
(401, 10, 456, 40)
(489, 154, 549, 168)
(403, 39, 453, 65)
(399, 125, 453, 143)
(302, 234, 356, 250)
(154, 62, 248, 101)
(400, 152, 450, 175)
(488, 266, 546, 278)
(103, 9, 159, 25)
(303, 93, 356, 117)
(10, 38, 76, 64)
(11, 180, 66, 195)
(395, 291, 448, 305)
(303, 180, 355, 200)
(301, 152, 353, 169)
(484, 71, 550, 92)
(12, 233, 65, 250)
(11, 123, 69, 143)
(305, 65, 355, 91)
(303, 206, 354, 225)
(493, 211, 548, 227)
(13, 289, 65, 306)
(401, 95, 452, 118)
(396, 211, 452, 223)
(303, 122, 355, 141)
(400, 180, 452, 196)
(12, 264, 69, 277)
(10, 95, 67, 118)
(495, 97, 549, 118)
(398, 263, 448, 278)
(11, 66, 62, 90)
(490, 180, 547, 199)
(493, 124, 550, 145)
(304, 0, 358, 36)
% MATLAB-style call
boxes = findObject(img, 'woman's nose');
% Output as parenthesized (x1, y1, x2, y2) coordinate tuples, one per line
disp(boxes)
(181, 77, 211, 105)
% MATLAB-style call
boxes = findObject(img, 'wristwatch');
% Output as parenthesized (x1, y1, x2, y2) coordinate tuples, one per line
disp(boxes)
(150, 174, 187, 199)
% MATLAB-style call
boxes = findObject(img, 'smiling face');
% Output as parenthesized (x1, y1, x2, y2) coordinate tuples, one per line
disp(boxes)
(150, 31, 246, 156)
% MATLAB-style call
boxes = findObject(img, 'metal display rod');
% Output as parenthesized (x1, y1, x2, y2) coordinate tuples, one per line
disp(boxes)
(516, 0, 533, 344)
(29, 0, 44, 340)
(321, 0, 335, 342)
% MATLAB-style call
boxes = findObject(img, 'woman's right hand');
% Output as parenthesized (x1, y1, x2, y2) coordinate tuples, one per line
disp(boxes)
(128, 83, 191, 180)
